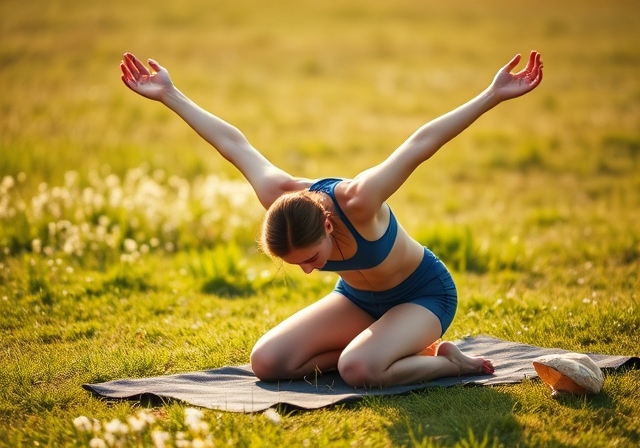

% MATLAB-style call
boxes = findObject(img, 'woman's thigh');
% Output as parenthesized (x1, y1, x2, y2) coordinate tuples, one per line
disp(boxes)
(250, 292, 375, 380)
(339, 302, 442, 373)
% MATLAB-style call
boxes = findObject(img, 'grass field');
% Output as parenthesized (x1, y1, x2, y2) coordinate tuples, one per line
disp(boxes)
(1, 0, 639, 446)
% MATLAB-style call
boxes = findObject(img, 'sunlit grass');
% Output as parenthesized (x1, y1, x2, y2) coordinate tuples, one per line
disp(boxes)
(1, 0, 639, 446)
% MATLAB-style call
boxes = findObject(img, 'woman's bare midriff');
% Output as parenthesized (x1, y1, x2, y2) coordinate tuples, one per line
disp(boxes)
(334, 228, 425, 291)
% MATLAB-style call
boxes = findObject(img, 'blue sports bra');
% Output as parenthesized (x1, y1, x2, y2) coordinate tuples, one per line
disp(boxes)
(309, 178, 398, 271)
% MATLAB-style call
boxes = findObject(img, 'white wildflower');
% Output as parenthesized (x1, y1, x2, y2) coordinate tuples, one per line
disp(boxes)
(123, 238, 138, 252)
(103, 432, 116, 447)
(64, 170, 79, 188)
(184, 407, 204, 430)
(32, 239, 42, 254)
(104, 418, 128, 435)
(89, 438, 107, 448)
(2, 175, 15, 191)
(137, 409, 156, 425)
(73, 415, 93, 432)
(127, 415, 146, 433)
(151, 430, 171, 448)
(263, 408, 281, 424)
(105, 173, 120, 189)
(192, 438, 214, 448)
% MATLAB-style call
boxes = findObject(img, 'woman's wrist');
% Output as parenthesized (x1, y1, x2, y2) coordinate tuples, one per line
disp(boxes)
(160, 86, 187, 109)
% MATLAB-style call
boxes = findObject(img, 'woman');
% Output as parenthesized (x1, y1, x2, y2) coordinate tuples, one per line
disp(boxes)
(120, 50, 543, 388)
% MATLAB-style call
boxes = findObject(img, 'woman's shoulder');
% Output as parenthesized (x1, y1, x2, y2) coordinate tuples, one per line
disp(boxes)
(333, 179, 386, 224)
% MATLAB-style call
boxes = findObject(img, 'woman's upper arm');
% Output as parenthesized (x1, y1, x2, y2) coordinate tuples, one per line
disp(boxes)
(233, 142, 310, 209)
(341, 143, 424, 218)
(251, 168, 309, 210)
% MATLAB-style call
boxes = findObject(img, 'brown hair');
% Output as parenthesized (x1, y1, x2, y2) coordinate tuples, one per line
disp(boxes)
(259, 190, 327, 258)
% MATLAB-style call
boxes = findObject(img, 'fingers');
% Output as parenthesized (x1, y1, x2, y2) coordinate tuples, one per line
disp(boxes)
(502, 53, 522, 73)
(527, 52, 543, 87)
(121, 54, 140, 81)
(524, 50, 537, 73)
(148, 58, 163, 73)
(120, 61, 135, 86)
(121, 53, 153, 81)
(531, 62, 543, 89)
(120, 74, 133, 90)
(130, 54, 150, 76)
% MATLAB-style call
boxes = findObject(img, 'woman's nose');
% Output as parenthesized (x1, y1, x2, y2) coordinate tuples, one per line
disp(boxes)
(300, 264, 315, 274)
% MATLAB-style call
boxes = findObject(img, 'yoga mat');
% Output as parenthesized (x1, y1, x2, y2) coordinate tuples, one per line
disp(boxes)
(83, 336, 638, 412)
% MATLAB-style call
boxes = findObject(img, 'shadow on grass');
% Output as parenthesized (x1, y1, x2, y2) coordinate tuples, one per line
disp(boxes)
(550, 389, 615, 410)
(369, 386, 523, 447)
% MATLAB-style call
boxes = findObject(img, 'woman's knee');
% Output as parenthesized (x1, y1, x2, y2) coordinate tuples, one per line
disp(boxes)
(337, 353, 385, 388)
(250, 340, 286, 381)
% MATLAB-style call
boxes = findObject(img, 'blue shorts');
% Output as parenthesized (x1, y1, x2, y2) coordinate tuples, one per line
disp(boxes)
(334, 247, 457, 335)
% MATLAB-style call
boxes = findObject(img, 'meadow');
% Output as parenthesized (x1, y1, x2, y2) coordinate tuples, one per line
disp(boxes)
(1, 0, 639, 446)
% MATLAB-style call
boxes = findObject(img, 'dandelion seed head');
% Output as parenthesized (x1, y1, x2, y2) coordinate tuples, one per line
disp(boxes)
(103, 432, 116, 446)
(89, 438, 107, 448)
(127, 415, 147, 433)
(151, 430, 171, 448)
(73, 415, 93, 432)
(105, 418, 128, 435)
(105, 174, 120, 189)
(2, 175, 15, 191)
(192, 439, 206, 448)
(64, 170, 79, 188)
(263, 408, 281, 424)
(137, 409, 156, 425)
(184, 407, 204, 425)
(124, 238, 138, 253)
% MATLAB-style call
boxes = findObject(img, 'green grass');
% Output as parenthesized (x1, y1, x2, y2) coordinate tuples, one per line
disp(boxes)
(1, 0, 640, 446)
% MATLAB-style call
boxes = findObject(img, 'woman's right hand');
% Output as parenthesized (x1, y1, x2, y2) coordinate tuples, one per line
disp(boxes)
(120, 53, 174, 102)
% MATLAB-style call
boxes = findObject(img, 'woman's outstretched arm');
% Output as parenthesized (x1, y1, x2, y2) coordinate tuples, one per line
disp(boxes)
(120, 53, 300, 209)
(344, 51, 544, 218)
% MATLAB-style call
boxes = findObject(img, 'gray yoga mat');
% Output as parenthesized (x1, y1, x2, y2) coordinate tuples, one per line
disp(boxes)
(83, 335, 638, 412)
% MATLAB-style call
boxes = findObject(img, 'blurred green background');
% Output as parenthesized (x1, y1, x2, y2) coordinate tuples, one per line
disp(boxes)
(1, 0, 639, 446)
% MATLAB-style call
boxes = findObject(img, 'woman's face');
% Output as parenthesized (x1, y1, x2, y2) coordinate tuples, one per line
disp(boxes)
(281, 222, 334, 274)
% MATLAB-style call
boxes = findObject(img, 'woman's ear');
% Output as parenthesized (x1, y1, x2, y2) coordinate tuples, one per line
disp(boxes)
(325, 218, 333, 233)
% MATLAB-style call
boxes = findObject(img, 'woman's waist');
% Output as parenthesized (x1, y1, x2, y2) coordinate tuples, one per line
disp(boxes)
(338, 244, 444, 292)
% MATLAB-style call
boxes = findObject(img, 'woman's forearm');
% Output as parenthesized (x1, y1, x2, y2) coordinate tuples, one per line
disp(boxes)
(161, 88, 252, 163)
(400, 88, 501, 163)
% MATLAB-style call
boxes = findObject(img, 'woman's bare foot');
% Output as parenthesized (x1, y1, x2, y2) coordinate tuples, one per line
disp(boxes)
(436, 341, 495, 375)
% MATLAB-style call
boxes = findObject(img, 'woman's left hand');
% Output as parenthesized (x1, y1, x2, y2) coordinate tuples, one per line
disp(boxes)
(490, 51, 543, 102)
